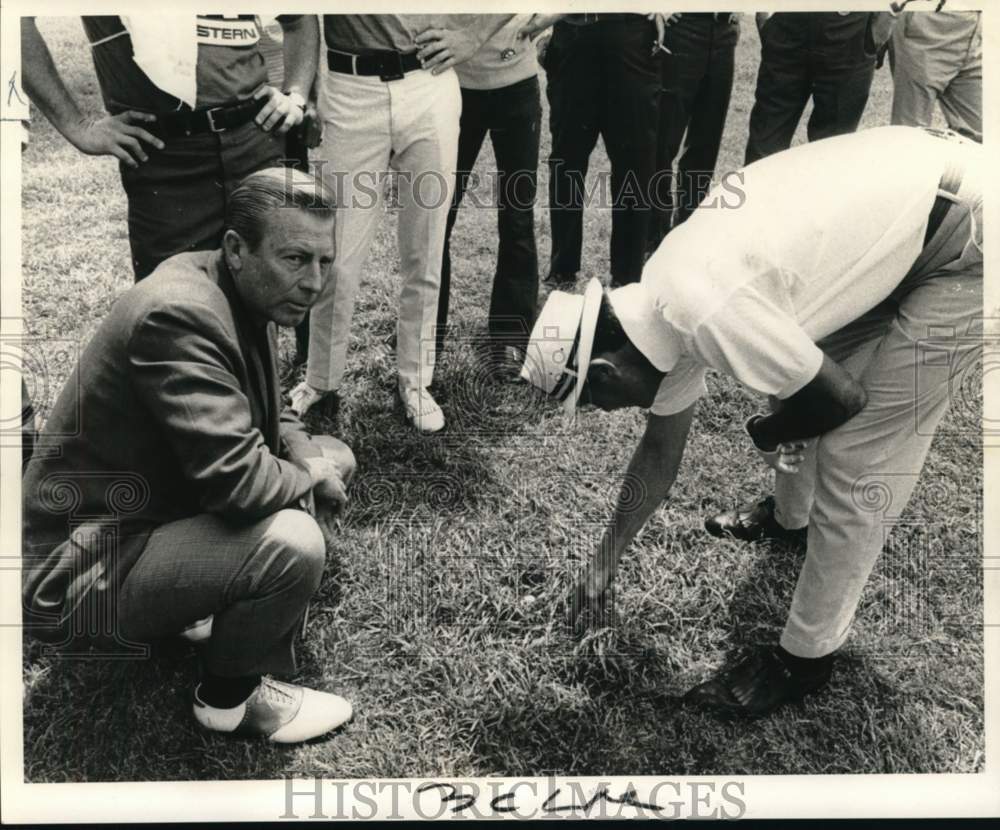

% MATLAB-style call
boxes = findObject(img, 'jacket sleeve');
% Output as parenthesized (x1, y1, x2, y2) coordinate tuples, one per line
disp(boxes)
(279, 407, 325, 467)
(127, 302, 314, 520)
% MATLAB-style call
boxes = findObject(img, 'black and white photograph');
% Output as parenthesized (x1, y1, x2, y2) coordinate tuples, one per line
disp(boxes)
(1, 0, 997, 822)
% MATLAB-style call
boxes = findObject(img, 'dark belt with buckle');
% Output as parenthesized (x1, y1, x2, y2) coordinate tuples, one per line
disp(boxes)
(153, 98, 266, 138)
(924, 159, 963, 246)
(327, 48, 422, 81)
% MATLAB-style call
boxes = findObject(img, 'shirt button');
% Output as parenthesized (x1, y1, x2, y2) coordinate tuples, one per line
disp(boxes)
(500, 47, 516, 61)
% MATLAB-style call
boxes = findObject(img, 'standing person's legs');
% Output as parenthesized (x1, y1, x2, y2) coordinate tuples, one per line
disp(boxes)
(545, 22, 601, 281)
(744, 20, 812, 164)
(601, 17, 661, 286)
(673, 19, 737, 228)
(940, 57, 982, 142)
(806, 58, 874, 143)
(487, 76, 541, 356)
(391, 69, 462, 394)
(437, 87, 490, 355)
(122, 125, 282, 280)
(649, 16, 710, 250)
(305, 73, 393, 396)
(889, 27, 941, 129)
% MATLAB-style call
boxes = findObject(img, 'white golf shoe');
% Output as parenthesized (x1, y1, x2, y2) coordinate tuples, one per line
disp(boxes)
(398, 383, 444, 434)
(193, 676, 353, 743)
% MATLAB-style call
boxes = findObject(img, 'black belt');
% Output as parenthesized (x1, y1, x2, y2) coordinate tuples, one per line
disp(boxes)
(327, 48, 422, 81)
(924, 160, 963, 246)
(154, 98, 265, 138)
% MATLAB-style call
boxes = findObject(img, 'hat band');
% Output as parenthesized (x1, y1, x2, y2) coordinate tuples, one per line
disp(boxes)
(551, 337, 581, 403)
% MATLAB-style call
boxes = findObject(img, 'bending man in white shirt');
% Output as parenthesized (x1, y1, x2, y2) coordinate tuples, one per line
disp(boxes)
(521, 125, 983, 716)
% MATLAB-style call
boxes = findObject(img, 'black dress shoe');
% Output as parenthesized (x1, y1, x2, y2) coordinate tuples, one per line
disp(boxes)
(704, 495, 807, 544)
(683, 646, 833, 718)
(543, 271, 577, 288)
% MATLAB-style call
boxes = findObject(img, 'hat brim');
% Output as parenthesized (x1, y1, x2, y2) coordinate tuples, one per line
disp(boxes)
(561, 278, 603, 418)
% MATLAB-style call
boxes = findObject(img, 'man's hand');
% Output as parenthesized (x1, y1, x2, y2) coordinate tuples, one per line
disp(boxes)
(414, 27, 485, 74)
(568, 570, 614, 636)
(69, 111, 165, 168)
(253, 85, 306, 134)
(647, 13, 680, 54)
(746, 415, 808, 475)
(304, 455, 349, 513)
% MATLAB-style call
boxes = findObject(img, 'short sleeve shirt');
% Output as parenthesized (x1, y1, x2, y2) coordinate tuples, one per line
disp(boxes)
(83, 15, 300, 112)
(322, 15, 467, 54)
(647, 126, 952, 416)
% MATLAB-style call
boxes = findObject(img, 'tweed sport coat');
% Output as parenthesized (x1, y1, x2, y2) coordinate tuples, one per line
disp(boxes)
(22, 250, 323, 647)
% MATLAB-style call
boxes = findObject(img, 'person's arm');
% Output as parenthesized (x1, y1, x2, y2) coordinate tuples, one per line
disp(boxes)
(569, 406, 696, 629)
(20, 17, 164, 167)
(254, 16, 319, 134)
(413, 15, 516, 74)
(746, 354, 867, 452)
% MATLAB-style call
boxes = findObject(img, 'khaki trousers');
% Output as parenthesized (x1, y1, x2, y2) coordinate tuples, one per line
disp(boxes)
(774, 142, 983, 657)
(307, 68, 461, 392)
(890, 11, 982, 142)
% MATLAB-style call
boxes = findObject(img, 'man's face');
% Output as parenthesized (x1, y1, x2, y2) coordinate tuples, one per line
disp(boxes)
(579, 349, 663, 411)
(227, 207, 335, 327)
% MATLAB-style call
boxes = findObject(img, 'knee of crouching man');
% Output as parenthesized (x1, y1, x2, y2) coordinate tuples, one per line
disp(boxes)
(271, 508, 326, 582)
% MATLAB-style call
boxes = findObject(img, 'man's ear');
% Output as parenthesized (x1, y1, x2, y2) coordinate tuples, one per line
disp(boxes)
(222, 229, 245, 274)
(587, 356, 620, 385)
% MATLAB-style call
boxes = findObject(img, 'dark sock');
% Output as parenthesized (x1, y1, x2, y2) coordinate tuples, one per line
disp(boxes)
(198, 673, 262, 708)
(775, 646, 834, 680)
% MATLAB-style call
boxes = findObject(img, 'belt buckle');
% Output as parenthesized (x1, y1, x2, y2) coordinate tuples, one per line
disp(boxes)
(206, 106, 226, 133)
(379, 51, 406, 82)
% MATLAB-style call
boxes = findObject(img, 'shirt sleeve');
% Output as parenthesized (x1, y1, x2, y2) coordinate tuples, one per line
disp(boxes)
(649, 356, 709, 416)
(690, 286, 824, 400)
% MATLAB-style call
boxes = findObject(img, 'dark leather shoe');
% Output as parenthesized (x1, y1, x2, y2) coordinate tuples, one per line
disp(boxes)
(684, 647, 833, 718)
(705, 495, 807, 544)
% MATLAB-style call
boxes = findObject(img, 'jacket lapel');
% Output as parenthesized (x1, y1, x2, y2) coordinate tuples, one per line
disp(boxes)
(211, 253, 281, 453)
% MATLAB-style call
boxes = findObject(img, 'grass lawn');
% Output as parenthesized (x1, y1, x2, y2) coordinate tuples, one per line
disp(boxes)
(21, 16, 984, 780)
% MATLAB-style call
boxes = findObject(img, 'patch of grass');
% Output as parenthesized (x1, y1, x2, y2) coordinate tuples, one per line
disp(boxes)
(21, 17, 982, 781)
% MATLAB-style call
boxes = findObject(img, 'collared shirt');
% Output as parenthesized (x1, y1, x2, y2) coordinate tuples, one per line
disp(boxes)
(644, 126, 968, 416)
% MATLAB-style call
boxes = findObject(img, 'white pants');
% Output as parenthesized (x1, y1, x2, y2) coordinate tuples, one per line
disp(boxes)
(308, 68, 461, 391)
(775, 141, 983, 657)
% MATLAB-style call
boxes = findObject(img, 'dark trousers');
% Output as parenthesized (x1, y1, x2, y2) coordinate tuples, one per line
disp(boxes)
(545, 17, 661, 285)
(437, 76, 541, 356)
(122, 120, 283, 280)
(745, 12, 876, 164)
(650, 13, 738, 250)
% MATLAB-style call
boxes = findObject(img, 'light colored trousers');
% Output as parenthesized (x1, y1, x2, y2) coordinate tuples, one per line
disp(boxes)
(890, 11, 982, 142)
(308, 68, 461, 392)
(774, 143, 983, 658)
